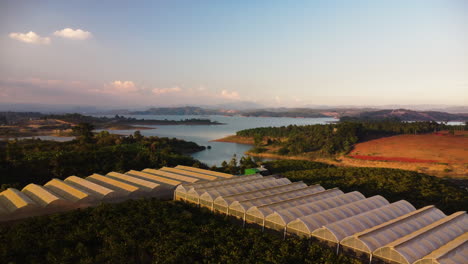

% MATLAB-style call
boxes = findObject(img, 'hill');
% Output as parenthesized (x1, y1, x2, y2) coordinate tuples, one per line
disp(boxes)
(341, 109, 468, 122)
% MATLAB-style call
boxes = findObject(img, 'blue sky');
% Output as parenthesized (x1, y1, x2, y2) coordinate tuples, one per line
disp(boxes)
(0, 0, 467, 107)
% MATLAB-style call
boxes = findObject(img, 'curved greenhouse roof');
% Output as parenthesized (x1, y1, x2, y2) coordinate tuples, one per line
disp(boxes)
(160, 167, 218, 181)
(175, 165, 233, 178)
(264, 191, 365, 228)
(340, 206, 446, 255)
(44, 179, 95, 204)
(413, 232, 468, 264)
(86, 174, 141, 197)
(213, 182, 308, 211)
(0, 188, 38, 213)
(106, 172, 160, 192)
(199, 178, 292, 207)
(373, 212, 467, 264)
(185, 176, 276, 203)
(229, 184, 324, 214)
(21, 183, 69, 208)
(64, 176, 118, 200)
(126, 170, 181, 186)
(311, 200, 416, 243)
(176, 174, 261, 194)
(287, 195, 389, 237)
(143, 168, 199, 183)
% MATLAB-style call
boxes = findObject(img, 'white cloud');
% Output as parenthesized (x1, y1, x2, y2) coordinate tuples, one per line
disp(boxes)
(152, 86, 182, 95)
(275, 96, 281, 104)
(221, 90, 240, 100)
(9, 31, 50, 45)
(93, 80, 139, 94)
(53, 28, 92, 40)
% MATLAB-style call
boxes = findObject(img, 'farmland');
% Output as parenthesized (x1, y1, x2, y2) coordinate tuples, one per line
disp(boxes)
(346, 131, 468, 178)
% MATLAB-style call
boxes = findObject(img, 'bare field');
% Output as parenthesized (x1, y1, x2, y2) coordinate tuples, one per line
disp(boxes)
(346, 132, 468, 178)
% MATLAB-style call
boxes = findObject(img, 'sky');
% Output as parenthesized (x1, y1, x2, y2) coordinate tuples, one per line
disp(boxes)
(0, 0, 467, 108)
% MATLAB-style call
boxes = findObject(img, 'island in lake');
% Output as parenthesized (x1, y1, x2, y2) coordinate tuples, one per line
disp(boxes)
(0, 112, 223, 138)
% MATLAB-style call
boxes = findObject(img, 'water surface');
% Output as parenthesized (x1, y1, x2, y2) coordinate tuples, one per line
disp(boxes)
(95, 115, 335, 166)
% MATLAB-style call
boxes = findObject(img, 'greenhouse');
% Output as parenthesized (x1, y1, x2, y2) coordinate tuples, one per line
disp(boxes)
(340, 206, 447, 256)
(413, 232, 468, 264)
(44, 179, 95, 205)
(0, 188, 38, 214)
(160, 167, 218, 181)
(175, 165, 233, 178)
(213, 181, 308, 214)
(198, 178, 292, 209)
(143, 168, 199, 183)
(373, 212, 467, 264)
(263, 191, 364, 231)
(312, 200, 416, 244)
(86, 174, 142, 198)
(286, 195, 389, 237)
(184, 176, 275, 204)
(174, 174, 262, 201)
(21, 183, 70, 208)
(64, 176, 119, 201)
(126, 170, 181, 186)
(107, 172, 160, 192)
(229, 184, 325, 220)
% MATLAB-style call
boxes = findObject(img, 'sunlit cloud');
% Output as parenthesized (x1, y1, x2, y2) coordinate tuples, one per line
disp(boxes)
(152, 86, 182, 95)
(9, 31, 51, 45)
(53, 28, 92, 40)
(220, 90, 240, 100)
(95, 80, 139, 94)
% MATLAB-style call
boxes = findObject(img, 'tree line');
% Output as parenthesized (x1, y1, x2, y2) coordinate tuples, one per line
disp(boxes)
(236, 120, 464, 155)
(0, 125, 205, 191)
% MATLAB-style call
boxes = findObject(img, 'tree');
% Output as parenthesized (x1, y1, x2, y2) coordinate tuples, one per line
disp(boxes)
(72, 123, 95, 143)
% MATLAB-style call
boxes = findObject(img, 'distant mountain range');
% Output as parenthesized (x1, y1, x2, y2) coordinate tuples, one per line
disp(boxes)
(340, 109, 468, 122)
(128, 106, 468, 121)
(1, 103, 467, 121)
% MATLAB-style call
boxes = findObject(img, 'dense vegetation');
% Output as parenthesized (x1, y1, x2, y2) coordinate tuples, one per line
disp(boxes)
(0, 199, 360, 264)
(262, 160, 467, 214)
(43, 113, 222, 127)
(237, 121, 464, 155)
(0, 126, 205, 191)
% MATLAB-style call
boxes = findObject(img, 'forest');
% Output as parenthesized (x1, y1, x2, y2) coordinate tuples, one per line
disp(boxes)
(0, 125, 205, 191)
(0, 199, 360, 264)
(236, 120, 465, 155)
(262, 160, 467, 214)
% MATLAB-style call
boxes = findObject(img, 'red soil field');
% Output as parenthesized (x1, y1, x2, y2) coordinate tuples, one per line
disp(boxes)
(349, 132, 468, 164)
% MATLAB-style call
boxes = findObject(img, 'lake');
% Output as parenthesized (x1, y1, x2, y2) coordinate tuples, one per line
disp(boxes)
(95, 115, 336, 166)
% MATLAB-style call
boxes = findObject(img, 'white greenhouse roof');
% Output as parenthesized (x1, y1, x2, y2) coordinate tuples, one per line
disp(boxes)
(143, 168, 199, 183)
(413, 232, 468, 264)
(214, 181, 308, 208)
(340, 206, 447, 254)
(126, 170, 181, 186)
(200, 178, 292, 203)
(230, 184, 324, 212)
(265, 191, 365, 226)
(175, 174, 262, 193)
(373, 212, 467, 264)
(64, 176, 118, 200)
(21, 183, 68, 207)
(175, 165, 233, 178)
(44, 179, 94, 203)
(106, 172, 160, 192)
(287, 195, 389, 235)
(160, 167, 218, 181)
(312, 200, 416, 243)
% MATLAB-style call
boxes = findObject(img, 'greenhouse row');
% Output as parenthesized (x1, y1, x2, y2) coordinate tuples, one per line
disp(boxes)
(0, 166, 232, 222)
(177, 174, 467, 264)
